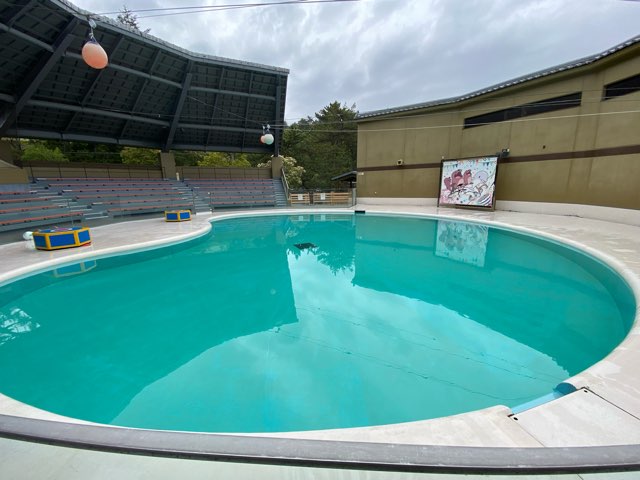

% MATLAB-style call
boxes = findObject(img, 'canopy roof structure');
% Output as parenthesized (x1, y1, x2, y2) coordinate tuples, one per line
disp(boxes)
(0, 0, 289, 153)
(331, 170, 357, 187)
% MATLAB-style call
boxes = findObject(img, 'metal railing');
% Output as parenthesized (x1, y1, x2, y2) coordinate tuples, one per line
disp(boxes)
(288, 188, 353, 207)
(281, 167, 290, 206)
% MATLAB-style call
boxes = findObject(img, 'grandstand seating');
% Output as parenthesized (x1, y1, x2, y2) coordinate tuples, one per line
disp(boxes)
(39, 178, 196, 218)
(185, 179, 277, 208)
(0, 188, 83, 232)
(0, 176, 287, 233)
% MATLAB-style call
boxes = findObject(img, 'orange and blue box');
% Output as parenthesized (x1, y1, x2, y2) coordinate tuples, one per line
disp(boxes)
(165, 210, 191, 222)
(33, 227, 92, 251)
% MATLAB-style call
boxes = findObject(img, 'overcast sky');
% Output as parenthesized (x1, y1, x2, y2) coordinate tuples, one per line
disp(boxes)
(71, 0, 640, 122)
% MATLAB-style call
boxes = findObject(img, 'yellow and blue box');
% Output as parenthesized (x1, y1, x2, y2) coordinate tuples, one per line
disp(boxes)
(165, 210, 191, 222)
(33, 226, 92, 251)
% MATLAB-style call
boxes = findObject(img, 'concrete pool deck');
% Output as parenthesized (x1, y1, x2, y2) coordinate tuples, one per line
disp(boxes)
(1, 205, 640, 478)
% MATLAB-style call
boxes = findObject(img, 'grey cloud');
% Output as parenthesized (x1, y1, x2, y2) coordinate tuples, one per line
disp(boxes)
(73, 0, 640, 121)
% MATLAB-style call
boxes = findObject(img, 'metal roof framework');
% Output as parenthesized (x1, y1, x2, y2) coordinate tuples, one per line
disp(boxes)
(0, 0, 289, 154)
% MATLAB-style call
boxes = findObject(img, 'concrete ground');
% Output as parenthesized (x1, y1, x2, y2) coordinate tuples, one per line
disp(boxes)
(1, 205, 639, 478)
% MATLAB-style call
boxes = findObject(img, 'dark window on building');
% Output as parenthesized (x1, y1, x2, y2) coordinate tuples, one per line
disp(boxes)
(603, 74, 640, 100)
(464, 92, 582, 128)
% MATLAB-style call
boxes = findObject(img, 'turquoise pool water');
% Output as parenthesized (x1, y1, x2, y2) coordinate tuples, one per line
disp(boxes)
(0, 214, 635, 433)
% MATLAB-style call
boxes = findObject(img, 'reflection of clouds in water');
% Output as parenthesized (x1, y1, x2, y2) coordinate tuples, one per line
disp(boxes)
(0, 307, 39, 345)
(287, 251, 567, 395)
(112, 250, 568, 431)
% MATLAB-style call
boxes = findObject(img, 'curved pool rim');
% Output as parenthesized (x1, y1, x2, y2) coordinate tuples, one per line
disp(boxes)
(1, 208, 640, 474)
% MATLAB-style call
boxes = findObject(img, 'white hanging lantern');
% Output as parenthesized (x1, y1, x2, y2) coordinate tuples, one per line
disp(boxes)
(260, 124, 274, 146)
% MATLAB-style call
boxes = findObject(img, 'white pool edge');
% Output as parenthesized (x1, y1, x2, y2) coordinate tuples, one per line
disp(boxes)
(0, 207, 639, 449)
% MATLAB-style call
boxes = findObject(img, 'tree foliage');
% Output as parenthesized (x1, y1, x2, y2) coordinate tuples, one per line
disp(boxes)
(14, 140, 122, 163)
(116, 6, 150, 34)
(173, 150, 204, 166)
(55, 141, 122, 163)
(197, 152, 251, 167)
(20, 142, 68, 162)
(120, 146, 159, 165)
(281, 101, 357, 189)
(258, 156, 305, 189)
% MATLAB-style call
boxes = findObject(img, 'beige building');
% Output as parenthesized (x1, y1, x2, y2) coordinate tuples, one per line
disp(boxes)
(356, 36, 640, 214)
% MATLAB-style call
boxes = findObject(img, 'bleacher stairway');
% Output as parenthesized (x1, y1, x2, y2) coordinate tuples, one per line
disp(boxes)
(273, 179, 288, 207)
(1, 177, 289, 233)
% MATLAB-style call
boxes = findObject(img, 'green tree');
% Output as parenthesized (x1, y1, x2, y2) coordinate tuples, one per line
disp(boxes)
(245, 153, 272, 166)
(21, 142, 68, 162)
(57, 141, 123, 163)
(258, 156, 305, 189)
(173, 150, 204, 166)
(281, 101, 357, 189)
(117, 6, 150, 34)
(15, 140, 123, 163)
(197, 152, 251, 167)
(121, 147, 159, 165)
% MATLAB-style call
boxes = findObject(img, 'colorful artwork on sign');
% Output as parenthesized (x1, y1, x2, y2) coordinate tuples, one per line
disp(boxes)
(438, 156, 498, 208)
(435, 220, 489, 267)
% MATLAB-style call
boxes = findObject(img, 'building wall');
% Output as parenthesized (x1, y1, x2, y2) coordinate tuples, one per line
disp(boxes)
(356, 46, 640, 210)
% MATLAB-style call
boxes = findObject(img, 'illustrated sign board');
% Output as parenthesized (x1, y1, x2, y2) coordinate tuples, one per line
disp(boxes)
(438, 156, 498, 209)
(435, 220, 489, 267)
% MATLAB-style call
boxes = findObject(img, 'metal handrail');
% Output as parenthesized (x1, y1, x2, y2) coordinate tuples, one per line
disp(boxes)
(281, 167, 290, 206)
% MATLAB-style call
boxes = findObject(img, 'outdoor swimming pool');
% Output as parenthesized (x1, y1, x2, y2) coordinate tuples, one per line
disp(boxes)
(0, 213, 634, 433)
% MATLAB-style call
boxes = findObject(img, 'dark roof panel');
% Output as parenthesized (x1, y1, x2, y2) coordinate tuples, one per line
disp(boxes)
(0, 35, 42, 91)
(0, 0, 289, 153)
(11, 6, 69, 45)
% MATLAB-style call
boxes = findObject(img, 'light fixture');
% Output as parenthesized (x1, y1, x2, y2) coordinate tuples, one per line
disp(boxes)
(260, 124, 274, 145)
(82, 18, 108, 69)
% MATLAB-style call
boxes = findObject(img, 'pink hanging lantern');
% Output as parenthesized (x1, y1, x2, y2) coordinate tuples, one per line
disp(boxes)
(82, 39, 108, 69)
(82, 19, 108, 70)
(259, 135, 266, 144)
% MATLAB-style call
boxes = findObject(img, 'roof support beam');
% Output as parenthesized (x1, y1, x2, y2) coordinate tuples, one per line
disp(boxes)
(65, 52, 181, 89)
(0, 17, 79, 136)
(5, 0, 36, 27)
(81, 35, 126, 105)
(171, 144, 273, 154)
(66, 52, 276, 101)
(273, 76, 283, 157)
(163, 61, 193, 152)
(28, 99, 170, 127)
(241, 73, 254, 150)
(178, 123, 262, 134)
(4, 128, 161, 148)
(118, 48, 163, 138)
(65, 35, 127, 132)
(62, 53, 275, 101)
(191, 85, 274, 101)
(206, 68, 225, 147)
(0, 21, 52, 51)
